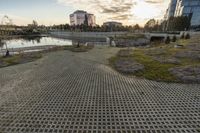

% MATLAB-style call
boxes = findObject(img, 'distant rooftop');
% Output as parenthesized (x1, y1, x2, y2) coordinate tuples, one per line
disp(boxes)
(72, 10, 94, 15)
(103, 21, 122, 24)
(74, 10, 87, 14)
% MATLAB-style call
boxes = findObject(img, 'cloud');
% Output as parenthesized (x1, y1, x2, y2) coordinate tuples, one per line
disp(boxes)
(96, 0, 136, 21)
(57, 0, 136, 24)
(57, 0, 170, 26)
(145, 0, 164, 4)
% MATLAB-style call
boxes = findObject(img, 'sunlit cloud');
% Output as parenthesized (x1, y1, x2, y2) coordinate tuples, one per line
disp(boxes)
(0, 0, 170, 26)
(145, 0, 164, 4)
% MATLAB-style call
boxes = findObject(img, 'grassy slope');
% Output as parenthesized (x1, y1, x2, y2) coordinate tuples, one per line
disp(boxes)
(0, 44, 93, 68)
(109, 36, 200, 83)
(0, 53, 42, 68)
(132, 49, 178, 82)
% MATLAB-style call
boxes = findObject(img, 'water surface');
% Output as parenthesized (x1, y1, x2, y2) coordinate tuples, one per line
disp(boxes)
(1, 37, 73, 49)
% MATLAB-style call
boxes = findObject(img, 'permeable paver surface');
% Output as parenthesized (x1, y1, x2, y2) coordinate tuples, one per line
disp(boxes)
(0, 46, 200, 133)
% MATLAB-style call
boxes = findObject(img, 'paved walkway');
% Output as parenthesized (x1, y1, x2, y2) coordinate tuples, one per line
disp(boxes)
(0, 46, 200, 133)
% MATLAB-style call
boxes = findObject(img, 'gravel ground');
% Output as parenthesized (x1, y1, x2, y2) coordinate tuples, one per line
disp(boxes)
(0, 45, 200, 133)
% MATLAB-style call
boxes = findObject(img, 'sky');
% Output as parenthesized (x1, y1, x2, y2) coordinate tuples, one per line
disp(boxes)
(0, 0, 170, 26)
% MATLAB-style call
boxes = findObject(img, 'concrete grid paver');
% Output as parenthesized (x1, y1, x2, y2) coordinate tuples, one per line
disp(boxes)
(0, 46, 200, 133)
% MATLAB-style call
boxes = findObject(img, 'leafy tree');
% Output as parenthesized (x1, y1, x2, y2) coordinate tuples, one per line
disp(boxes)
(144, 19, 156, 31)
(84, 14, 88, 26)
(48, 23, 142, 32)
(133, 24, 140, 30)
(167, 16, 191, 31)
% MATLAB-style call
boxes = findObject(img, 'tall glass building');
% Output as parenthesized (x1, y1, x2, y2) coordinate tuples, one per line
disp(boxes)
(169, 0, 178, 18)
(166, 0, 200, 27)
(164, 0, 177, 20)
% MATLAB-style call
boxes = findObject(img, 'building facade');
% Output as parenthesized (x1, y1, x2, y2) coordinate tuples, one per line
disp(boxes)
(165, 0, 177, 20)
(175, 0, 200, 27)
(165, 0, 200, 27)
(103, 21, 122, 27)
(70, 10, 96, 26)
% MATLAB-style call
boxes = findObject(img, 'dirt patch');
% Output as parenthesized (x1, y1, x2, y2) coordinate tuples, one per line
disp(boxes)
(115, 59, 144, 74)
(169, 65, 200, 83)
(115, 38, 150, 47)
(175, 50, 200, 60)
(186, 43, 200, 51)
(153, 57, 181, 65)
(117, 49, 133, 57)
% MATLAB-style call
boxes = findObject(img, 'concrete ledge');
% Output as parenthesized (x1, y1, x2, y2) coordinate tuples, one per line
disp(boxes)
(49, 31, 129, 38)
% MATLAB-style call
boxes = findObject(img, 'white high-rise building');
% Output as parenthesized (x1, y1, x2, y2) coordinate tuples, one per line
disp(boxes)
(70, 10, 96, 26)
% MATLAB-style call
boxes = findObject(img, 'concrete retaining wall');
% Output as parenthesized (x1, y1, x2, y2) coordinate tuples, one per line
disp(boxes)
(50, 31, 128, 38)
(115, 38, 150, 47)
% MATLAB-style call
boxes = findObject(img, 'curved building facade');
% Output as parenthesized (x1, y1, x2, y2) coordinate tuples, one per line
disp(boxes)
(169, 0, 178, 18)
(166, 0, 200, 27)
(175, 0, 200, 27)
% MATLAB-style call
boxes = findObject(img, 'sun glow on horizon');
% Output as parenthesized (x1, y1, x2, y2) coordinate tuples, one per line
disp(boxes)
(132, 1, 161, 20)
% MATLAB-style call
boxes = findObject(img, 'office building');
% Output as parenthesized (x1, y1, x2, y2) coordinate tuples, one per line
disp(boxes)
(103, 21, 123, 27)
(70, 10, 96, 26)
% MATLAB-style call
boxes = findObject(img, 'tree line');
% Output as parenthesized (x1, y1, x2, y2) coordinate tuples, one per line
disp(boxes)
(48, 24, 141, 32)
(144, 16, 192, 32)
(49, 15, 193, 32)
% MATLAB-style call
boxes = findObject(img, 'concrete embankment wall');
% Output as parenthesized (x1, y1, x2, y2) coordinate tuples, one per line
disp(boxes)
(49, 31, 128, 39)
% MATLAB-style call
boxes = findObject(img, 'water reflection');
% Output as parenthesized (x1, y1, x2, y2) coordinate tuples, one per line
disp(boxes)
(1, 36, 73, 49)
(22, 36, 42, 43)
(1, 36, 107, 50)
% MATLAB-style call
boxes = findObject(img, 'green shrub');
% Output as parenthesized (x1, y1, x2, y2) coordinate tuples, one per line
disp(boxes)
(184, 33, 190, 39)
(180, 33, 185, 39)
(165, 36, 170, 44)
(172, 35, 177, 42)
